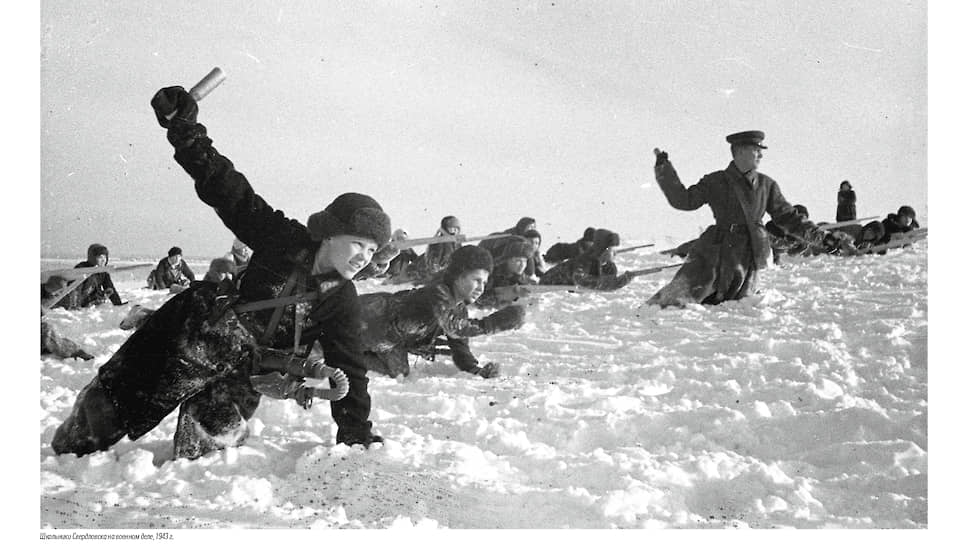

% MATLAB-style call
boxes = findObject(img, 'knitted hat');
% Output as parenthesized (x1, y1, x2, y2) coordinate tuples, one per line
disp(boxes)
(440, 216, 461, 231)
(499, 239, 534, 261)
(87, 243, 109, 264)
(897, 205, 916, 220)
(306, 192, 391, 246)
(443, 245, 493, 284)
(168, 246, 183, 257)
(589, 229, 620, 254)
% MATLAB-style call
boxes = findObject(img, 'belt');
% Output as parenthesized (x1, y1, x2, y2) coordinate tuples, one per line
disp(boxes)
(717, 223, 747, 233)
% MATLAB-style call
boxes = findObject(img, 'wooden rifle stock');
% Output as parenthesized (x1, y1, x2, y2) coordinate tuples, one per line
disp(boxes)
(614, 243, 655, 255)
(41, 263, 154, 282)
(392, 232, 519, 250)
(624, 263, 684, 278)
(817, 215, 880, 231)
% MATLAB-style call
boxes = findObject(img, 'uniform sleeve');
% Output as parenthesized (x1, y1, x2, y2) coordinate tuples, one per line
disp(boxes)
(766, 179, 817, 239)
(445, 336, 480, 372)
(654, 161, 710, 211)
(166, 121, 308, 254)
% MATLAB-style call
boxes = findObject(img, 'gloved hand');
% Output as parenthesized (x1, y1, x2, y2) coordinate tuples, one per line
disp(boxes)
(479, 304, 526, 334)
(150, 86, 199, 128)
(336, 428, 384, 448)
(654, 148, 669, 167)
(471, 362, 501, 379)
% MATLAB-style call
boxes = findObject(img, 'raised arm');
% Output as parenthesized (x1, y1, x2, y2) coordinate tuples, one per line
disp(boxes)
(653, 149, 709, 211)
(150, 87, 306, 254)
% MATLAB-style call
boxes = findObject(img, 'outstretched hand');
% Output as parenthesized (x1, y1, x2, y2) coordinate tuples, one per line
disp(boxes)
(150, 86, 198, 128)
(654, 148, 669, 166)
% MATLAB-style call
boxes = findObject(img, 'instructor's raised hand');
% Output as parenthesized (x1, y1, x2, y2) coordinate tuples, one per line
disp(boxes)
(150, 86, 198, 128)
(653, 148, 669, 167)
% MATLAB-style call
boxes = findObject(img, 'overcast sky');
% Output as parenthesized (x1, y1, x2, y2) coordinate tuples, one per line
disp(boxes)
(39, 0, 928, 259)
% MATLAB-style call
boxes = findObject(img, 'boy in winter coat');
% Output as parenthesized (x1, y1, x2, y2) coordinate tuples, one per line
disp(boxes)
(356, 246, 526, 379)
(539, 229, 632, 291)
(202, 257, 236, 284)
(475, 239, 537, 308)
(521, 229, 547, 279)
(648, 132, 853, 307)
(881, 205, 921, 240)
(479, 216, 537, 260)
(544, 227, 596, 264)
(147, 246, 196, 290)
(48, 244, 126, 310)
(51, 85, 393, 460)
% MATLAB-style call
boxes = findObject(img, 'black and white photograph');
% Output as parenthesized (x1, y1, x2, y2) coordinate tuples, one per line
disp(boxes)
(25, 0, 956, 536)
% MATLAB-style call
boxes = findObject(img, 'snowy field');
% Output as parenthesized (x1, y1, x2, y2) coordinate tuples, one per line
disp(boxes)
(38, 244, 928, 530)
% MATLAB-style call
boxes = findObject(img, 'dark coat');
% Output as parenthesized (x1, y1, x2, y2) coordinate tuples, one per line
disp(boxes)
(386, 248, 418, 278)
(476, 267, 536, 308)
(357, 281, 492, 377)
(648, 160, 819, 307)
(539, 254, 628, 291)
(148, 257, 196, 289)
(96, 121, 376, 443)
(836, 189, 857, 222)
(49, 261, 124, 309)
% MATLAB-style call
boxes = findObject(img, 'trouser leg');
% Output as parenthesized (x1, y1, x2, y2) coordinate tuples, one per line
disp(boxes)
(51, 376, 126, 456)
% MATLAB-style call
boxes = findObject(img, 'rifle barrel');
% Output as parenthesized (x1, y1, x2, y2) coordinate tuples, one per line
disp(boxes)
(393, 232, 518, 250)
(614, 243, 656, 255)
(817, 216, 880, 231)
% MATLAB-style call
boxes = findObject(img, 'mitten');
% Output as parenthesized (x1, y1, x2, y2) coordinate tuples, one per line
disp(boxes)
(150, 86, 198, 128)
(654, 148, 669, 167)
(479, 304, 526, 334)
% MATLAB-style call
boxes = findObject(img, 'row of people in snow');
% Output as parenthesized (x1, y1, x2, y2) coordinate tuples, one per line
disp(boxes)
(46, 86, 918, 463)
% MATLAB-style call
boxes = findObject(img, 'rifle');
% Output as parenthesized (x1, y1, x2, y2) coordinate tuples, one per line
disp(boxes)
(817, 216, 880, 231)
(392, 232, 518, 250)
(624, 263, 684, 278)
(851, 228, 927, 256)
(614, 243, 655, 255)
(41, 263, 154, 312)
(41, 263, 154, 283)
(491, 284, 591, 299)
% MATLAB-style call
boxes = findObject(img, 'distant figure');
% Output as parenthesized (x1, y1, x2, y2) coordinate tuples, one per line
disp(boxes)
(147, 246, 195, 291)
(544, 227, 596, 263)
(425, 216, 463, 274)
(357, 246, 525, 379)
(476, 239, 538, 308)
(836, 180, 857, 222)
(230, 238, 252, 275)
(202, 257, 236, 284)
(47, 244, 126, 310)
(385, 228, 418, 280)
(540, 229, 631, 291)
(521, 229, 547, 279)
(882, 205, 920, 239)
(479, 216, 537, 260)
(41, 276, 94, 360)
(648, 131, 853, 307)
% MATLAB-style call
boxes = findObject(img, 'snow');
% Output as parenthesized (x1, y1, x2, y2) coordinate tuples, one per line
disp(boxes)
(38, 245, 927, 530)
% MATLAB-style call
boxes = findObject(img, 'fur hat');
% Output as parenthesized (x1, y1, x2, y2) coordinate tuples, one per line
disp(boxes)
(207, 257, 235, 275)
(897, 205, 916, 220)
(514, 217, 536, 233)
(168, 246, 183, 257)
(440, 216, 461, 231)
(87, 243, 109, 264)
(500, 240, 534, 262)
(582, 227, 596, 241)
(306, 192, 391, 246)
(589, 229, 620, 254)
(443, 245, 493, 283)
(792, 204, 809, 218)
